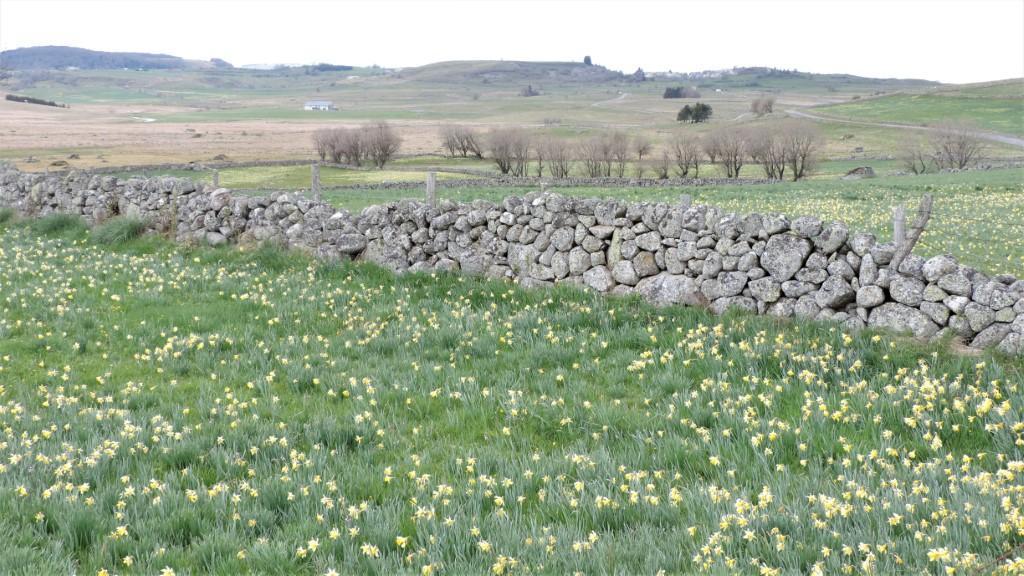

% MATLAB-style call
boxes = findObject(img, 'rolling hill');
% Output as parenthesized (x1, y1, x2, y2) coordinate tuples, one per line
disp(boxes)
(0, 45, 233, 70)
(816, 78, 1024, 136)
(394, 59, 626, 84)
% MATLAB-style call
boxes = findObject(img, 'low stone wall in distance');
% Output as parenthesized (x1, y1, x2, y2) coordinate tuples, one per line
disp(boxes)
(2, 167, 1021, 355)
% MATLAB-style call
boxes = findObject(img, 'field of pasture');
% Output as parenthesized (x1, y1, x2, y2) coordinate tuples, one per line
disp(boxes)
(0, 213, 1022, 575)
(3, 65, 1021, 172)
(817, 80, 1024, 136)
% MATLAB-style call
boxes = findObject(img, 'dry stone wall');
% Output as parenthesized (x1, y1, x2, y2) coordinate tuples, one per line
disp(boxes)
(2, 167, 1022, 355)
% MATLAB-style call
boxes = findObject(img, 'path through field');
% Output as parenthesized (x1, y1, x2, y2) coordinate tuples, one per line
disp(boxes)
(786, 108, 1024, 149)
(591, 91, 629, 107)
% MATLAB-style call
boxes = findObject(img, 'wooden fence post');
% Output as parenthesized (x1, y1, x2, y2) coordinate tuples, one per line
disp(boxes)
(311, 163, 321, 202)
(212, 169, 219, 188)
(890, 195, 933, 271)
(426, 171, 436, 207)
(892, 204, 906, 249)
(679, 194, 692, 209)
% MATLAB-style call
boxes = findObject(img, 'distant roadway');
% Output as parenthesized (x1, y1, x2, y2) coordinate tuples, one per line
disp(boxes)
(786, 109, 1024, 150)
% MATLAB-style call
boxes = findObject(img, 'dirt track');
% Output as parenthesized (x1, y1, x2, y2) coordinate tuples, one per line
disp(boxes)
(786, 109, 1024, 149)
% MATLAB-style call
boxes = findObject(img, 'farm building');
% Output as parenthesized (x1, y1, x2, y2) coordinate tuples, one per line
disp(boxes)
(303, 100, 336, 111)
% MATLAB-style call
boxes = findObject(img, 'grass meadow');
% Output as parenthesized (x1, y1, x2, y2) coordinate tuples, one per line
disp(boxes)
(0, 213, 1023, 575)
(819, 92, 1024, 136)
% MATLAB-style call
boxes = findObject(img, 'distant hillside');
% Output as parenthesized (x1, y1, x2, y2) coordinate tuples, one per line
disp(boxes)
(653, 66, 940, 94)
(817, 78, 1024, 136)
(0, 46, 232, 70)
(396, 60, 625, 84)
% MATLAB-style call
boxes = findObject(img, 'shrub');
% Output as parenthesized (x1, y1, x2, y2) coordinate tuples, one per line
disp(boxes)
(677, 102, 712, 123)
(92, 216, 148, 245)
(29, 213, 86, 236)
(0, 208, 15, 226)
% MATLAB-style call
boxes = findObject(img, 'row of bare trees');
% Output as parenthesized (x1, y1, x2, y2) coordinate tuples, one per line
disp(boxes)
(900, 122, 985, 174)
(484, 129, 658, 179)
(312, 122, 402, 168)
(659, 123, 821, 181)
(447, 123, 821, 180)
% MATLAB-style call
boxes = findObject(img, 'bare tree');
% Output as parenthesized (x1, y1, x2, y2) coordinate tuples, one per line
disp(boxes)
(326, 128, 347, 164)
(456, 126, 484, 159)
(633, 135, 652, 178)
(312, 129, 332, 162)
(488, 128, 515, 175)
(780, 121, 820, 181)
(579, 135, 612, 178)
(702, 133, 721, 168)
(609, 131, 630, 177)
(654, 151, 671, 179)
(670, 135, 702, 177)
(533, 136, 547, 177)
(365, 122, 402, 169)
(439, 124, 460, 157)
(510, 132, 531, 177)
(709, 127, 748, 178)
(930, 122, 984, 170)
(545, 137, 573, 178)
(747, 126, 786, 180)
(900, 139, 933, 174)
(439, 125, 484, 159)
(338, 127, 367, 166)
(750, 95, 776, 116)
(488, 128, 530, 176)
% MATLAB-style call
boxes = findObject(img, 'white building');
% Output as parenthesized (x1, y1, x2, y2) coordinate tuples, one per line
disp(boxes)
(303, 100, 336, 111)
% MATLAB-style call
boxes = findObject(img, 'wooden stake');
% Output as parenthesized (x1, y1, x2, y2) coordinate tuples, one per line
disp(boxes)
(680, 194, 692, 209)
(426, 171, 436, 207)
(892, 204, 906, 249)
(311, 163, 321, 202)
(890, 195, 933, 272)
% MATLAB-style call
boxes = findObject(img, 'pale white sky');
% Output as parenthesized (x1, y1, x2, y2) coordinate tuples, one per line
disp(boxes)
(1, 0, 1022, 83)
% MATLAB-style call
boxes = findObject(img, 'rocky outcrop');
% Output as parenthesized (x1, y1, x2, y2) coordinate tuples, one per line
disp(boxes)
(2, 166, 1021, 355)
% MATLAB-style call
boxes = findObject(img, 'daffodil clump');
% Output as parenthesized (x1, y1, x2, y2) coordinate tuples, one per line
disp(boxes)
(0, 220, 1022, 575)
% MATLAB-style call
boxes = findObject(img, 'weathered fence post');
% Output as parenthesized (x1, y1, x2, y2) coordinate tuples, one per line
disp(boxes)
(892, 204, 906, 249)
(890, 195, 933, 271)
(679, 194, 692, 209)
(540, 181, 547, 194)
(311, 163, 321, 202)
(426, 171, 436, 207)
(212, 169, 219, 188)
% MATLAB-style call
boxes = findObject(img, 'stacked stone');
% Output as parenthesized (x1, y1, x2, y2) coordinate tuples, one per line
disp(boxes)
(1, 167, 1021, 355)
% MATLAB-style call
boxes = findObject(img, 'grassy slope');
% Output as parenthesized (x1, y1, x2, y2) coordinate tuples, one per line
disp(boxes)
(816, 79, 1024, 136)
(0, 219, 1021, 575)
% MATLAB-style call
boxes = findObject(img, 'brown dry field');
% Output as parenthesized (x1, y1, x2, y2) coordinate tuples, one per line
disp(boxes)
(0, 99, 446, 170)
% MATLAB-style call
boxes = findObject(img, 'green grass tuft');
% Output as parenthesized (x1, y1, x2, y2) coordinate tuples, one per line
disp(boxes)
(0, 208, 15, 226)
(91, 216, 149, 245)
(28, 213, 86, 237)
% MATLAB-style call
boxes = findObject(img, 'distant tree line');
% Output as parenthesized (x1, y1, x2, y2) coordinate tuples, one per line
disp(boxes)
(5, 94, 67, 108)
(436, 121, 821, 181)
(309, 63, 354, 73)
(662, 86, 701, 99)
(312, 122, 402, 168)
